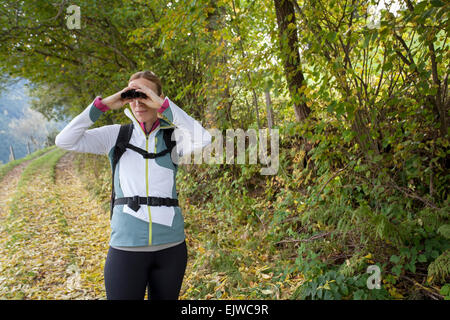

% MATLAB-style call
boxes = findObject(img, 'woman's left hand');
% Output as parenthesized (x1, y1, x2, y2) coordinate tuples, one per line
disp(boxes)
(129, 82, 165, 110)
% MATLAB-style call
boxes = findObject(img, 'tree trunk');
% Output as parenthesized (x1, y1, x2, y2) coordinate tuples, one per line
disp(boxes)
(265, 89, 275, 133)
(252, 88, 261, 130)
(273, 0, 311, 122)
(204, 0, 229, 128)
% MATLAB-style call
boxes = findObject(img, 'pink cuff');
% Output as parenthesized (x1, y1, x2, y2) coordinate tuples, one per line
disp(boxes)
(93, 96, 110, 112)
(157, 97, 170, 113)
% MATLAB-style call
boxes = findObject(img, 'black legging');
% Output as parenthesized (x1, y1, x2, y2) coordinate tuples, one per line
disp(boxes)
(104, 241, 188, 300)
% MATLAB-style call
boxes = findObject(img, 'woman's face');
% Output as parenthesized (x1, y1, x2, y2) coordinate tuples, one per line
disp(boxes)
(128, 77, 159, 123)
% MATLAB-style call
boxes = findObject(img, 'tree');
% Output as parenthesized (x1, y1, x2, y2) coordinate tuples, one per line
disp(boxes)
(273, 0, 311, 121)
(9, 108, 50, 150)
(0, 0, 142, 125)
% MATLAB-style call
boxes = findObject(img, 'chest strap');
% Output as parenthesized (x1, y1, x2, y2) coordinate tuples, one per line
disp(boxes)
(117, 142, 172, 159)
(114, 196, 179, 212)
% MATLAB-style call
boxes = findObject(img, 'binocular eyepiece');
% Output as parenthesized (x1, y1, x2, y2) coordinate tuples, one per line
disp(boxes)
(121, 89, 148, 99)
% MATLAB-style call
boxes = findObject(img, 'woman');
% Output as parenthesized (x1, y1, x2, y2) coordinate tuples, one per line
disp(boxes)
(55, 71, 212, 300)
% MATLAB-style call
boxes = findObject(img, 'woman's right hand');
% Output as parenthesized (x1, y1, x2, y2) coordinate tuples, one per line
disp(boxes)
(101, 86, 134, 110)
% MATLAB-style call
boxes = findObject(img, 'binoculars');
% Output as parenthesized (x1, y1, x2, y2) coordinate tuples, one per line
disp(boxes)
(121, 89, 148, 99)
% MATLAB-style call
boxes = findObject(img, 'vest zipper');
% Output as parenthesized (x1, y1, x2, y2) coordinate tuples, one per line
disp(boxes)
(146, 136, 152, 245)
(130, 110, 163, 246)
(128, 108, 154, 245)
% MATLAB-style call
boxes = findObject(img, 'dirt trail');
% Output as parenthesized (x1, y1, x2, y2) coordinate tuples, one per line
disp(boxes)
(52, 151, 110, 299)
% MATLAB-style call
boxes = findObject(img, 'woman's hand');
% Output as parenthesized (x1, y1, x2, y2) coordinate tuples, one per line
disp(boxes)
(102, 86, 134, 110)
(129, 82, 165, 110)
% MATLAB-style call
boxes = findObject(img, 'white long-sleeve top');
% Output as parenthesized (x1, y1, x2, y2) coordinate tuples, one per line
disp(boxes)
(55, 96, 211, 247)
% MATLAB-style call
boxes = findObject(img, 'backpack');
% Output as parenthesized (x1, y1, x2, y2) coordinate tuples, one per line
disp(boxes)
(109, 123, 177, 219)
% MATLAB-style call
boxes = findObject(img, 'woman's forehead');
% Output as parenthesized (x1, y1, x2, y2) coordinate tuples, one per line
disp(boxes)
(129, 78, 157, 90)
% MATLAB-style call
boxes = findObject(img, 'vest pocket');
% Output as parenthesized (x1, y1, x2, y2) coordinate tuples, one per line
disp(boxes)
(149, 206, 175, 227)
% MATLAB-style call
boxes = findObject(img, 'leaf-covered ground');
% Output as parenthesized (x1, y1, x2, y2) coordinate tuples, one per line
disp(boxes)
(180, 200, 304, 299)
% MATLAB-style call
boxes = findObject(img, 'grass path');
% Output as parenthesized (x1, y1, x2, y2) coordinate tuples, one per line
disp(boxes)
(0, 146, 56, 222)
(0, 160, 32, 221)
(0, 150, 109, 299)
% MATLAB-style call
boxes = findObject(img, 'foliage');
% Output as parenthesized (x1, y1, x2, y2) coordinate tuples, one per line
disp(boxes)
(427, 250, 450, 284)
(176, 161, 304, 299)
(73, 153, 112, 213)
(268, 0, 449, 299)
(440, 283, 450, 300)
(292, 268, 390, 300)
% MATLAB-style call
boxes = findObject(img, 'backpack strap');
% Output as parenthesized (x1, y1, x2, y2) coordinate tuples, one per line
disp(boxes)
(110, 123, 134, 219)
(123, 143, 172, 159)
(163, 128, 178, 168)
(121, 128, 177, 162)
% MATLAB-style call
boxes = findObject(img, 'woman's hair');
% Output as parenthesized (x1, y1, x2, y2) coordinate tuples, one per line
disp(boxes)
(129, 70, 163, 96)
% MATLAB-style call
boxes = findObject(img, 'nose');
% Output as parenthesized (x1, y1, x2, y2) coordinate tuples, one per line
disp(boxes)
(131, 99, 142, 106)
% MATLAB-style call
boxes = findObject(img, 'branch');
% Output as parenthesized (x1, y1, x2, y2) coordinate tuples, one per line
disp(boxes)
(316, 162, 351, 197)
(374, 48, 387, 98)
(293, 0, 333, 61)
(428, 42, 441, 87)
(393, 32, 416, 66)
(389, 182, 438, 209)
(71, 29, 137, 69)
(403, 0, 415, 12)
(276, 232, 332, 245)
(400, 275, 443, 300)
(394, 48, 412, 66)
(22, 47, 82, 66)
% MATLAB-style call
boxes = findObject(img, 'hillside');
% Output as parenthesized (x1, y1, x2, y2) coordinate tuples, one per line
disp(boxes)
(0, 80, 67, 165)
(0, 80, 30, 163)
